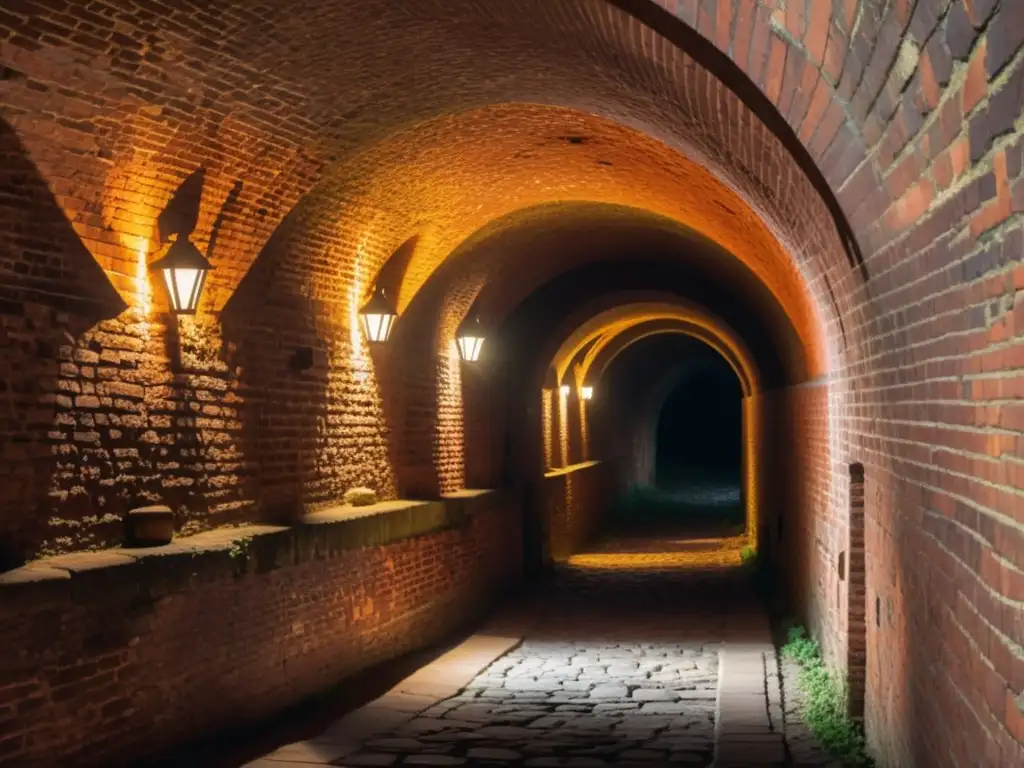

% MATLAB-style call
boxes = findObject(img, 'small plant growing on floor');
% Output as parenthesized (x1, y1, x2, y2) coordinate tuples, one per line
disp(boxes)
(782, 625, 874, 767)
(739, 545, 757, 565)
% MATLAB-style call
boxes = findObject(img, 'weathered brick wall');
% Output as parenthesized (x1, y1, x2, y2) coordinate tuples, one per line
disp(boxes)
(542, 461, 612, 562)
(0, 493, 521, 767)
(757, 383, 838, 662)
(640, 2, 1024, 763)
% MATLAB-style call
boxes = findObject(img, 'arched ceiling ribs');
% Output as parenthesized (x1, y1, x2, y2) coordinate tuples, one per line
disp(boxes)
(549, 300, 760, 398)
(576, 321, 753, 398)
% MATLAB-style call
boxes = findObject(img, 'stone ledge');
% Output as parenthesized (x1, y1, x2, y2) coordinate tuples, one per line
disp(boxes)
(543, 459, 601, 479)
(0, 489, 506, 592)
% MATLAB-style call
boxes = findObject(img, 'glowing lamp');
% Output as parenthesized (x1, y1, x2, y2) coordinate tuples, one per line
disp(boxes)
(581, 385, 594, 401)
(150, 237, 212, 315)
(456, 315, 486, 362)
(559, 385, 570, 396)
(359, 286, 398, 343)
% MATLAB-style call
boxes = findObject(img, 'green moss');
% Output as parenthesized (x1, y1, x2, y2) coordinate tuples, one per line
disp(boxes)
(781, 625, 874, 768)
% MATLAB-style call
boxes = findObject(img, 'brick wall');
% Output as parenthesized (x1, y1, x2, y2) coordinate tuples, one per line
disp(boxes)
(756, 383, 839, 663)
(0, 492, 521, 767)
(542, 461, 612, 562)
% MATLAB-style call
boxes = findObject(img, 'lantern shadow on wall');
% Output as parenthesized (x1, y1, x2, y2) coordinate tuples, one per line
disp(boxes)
(151, 168, 215, 331)
(0, 118, 128, 568)
(220, 194, 332, 526)
(147, 169, 242, 528)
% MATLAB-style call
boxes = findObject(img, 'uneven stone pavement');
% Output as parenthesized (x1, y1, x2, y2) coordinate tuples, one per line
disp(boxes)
(243, 531, 836, 767)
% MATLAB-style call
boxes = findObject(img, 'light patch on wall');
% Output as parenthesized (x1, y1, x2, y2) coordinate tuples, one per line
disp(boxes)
(349, 237, 369, 359)
(578, 396, 589, 462)
(134, 236, 152, 319)
(435, 347, 466, 492)
(558, 385, 570, 468)
(743, 395, 759, 548)
(542, 389, 555, 470)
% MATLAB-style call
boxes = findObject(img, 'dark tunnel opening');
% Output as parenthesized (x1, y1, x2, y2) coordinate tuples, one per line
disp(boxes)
(592, 332, 748, 535)
(656, 354, 743, 482)
(653, 353, 743, 524)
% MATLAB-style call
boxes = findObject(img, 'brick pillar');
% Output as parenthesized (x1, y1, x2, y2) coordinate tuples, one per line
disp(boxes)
(541, 388, 557, 470)
(847, 462, 867, 719)
(741, 395, 759, 550)
(577, 396, 590, 463)
(565, 389, 583, 465)
(552, 387, 570, 469)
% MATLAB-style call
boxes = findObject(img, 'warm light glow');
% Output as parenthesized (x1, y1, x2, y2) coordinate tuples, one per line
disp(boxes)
(567, 535, 748, 571)
(557, 385, 569, 467)
(135, 237, 152, 316)
(457, 334, 485, 362)
(581, 385, 593, 400)
(578, 395, 590, 461)
(542, 390, 555, 470)
(743, 396, 759, 548)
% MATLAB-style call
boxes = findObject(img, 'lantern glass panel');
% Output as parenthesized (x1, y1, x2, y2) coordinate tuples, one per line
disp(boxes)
(457, 334, 484, 362)
(162, 266, 206, 313)
(362, 311, 395, 343)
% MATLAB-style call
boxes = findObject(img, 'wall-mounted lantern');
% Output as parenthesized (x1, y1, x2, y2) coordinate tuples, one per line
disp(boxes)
(456, 314, 486, 362)
(580, 385, 594, 401)
(150, 237, 212, 314)
(359, 286, 398, 344)
(559, 384, 570, 396)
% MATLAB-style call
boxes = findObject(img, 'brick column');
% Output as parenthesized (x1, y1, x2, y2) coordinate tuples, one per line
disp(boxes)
(847, 463, 866, 719)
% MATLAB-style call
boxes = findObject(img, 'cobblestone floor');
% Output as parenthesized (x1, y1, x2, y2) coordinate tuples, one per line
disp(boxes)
(337, 636, 720, 766)
(245, 524, 836, 767)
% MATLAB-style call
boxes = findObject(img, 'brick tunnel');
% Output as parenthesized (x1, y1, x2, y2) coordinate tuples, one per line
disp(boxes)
(0, 1, 1022, 766)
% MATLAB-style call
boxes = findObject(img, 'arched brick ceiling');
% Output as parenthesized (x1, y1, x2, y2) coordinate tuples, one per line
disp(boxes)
(391, 191, 819, 381)
(602, 335, 733, 427)
(575, 319, 755, 396)
(355, 105, 806, 313)
(1, 0, 855, 372)
(548, 300, 757, 394)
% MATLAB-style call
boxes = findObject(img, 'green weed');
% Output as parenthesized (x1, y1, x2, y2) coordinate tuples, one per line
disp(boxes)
(781, 625, 873, 768)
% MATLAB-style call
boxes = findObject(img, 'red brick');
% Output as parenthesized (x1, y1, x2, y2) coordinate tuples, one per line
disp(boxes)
(804, 0, 830, 66)
(962, 38, 988, 115)
(715, 0, 733, 53)
(764, 34, 789, 104)
(732, 0, 756, 73)
(971, 151, 1013, 236)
